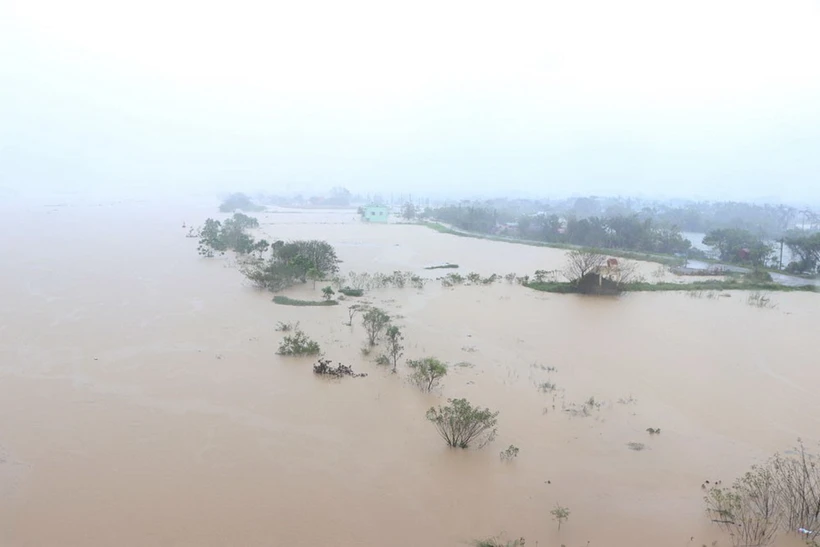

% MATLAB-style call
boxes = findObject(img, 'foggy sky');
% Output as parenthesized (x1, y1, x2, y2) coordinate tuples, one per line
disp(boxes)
(2, 0, 819, 203)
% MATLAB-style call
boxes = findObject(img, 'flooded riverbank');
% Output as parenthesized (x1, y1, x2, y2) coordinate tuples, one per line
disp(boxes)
(1, 198, 818, 546)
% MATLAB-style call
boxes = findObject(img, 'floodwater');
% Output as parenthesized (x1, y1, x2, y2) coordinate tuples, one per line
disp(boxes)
(1, 198, 819, 547)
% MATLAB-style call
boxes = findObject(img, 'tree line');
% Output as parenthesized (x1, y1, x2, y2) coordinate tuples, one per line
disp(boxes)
(428, 197, 814, 238)
(432, 206, 695, 256)
(429, 204, 819, 273)
(701, 228, 820, 272)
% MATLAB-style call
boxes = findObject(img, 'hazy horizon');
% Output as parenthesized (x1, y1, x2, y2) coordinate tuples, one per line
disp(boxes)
(2, 0, 819, 204)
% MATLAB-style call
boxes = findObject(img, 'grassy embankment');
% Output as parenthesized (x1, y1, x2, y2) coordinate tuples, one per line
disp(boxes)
(526, 280, 818, 294)
(422, 222, 687, 267)
(422, 221, 820, 280)
(272, 296, 339, 306)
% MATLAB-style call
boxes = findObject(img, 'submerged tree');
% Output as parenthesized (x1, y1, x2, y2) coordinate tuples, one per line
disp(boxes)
(562, 250, 607, 284)
(197, 213, 262, 256)
(346, 304, 362, 327)
(784, 231, 820, 273)
(197, 218, 227, 256)
(426, 398, 498, 449)
(277, 329, 321, 356)
(307, 267, 321, 289)
(361, 307, 390, 346)
(408, 357, 448, 392)
(321, 286, 335, 301)
(239, 239, 339, 292)
(550, 505, 570, 531)
(703, 229, 773, 266)
(219, 192, 264, 213)
(384, 325, 404, 373)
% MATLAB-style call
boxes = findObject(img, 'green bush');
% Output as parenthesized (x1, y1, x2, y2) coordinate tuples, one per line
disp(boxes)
(321, 286, 335, 301)
(408, 357, 447, 392)
(472, 536, 525, 547)
(241, 240, 340, 292)
(272, 296, 338, 306)
(339, 287, 364, 297)
(426, 398, 498, 449)
(744, 269, 774, 283)
(275, 321, 297, 332)
(277, 329, 321, 356)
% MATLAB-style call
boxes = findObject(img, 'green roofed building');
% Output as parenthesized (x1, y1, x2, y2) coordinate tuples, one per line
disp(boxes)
(361, 205, 389, 223)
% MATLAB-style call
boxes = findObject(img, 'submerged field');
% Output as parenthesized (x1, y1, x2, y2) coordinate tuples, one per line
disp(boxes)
(1, 199, 818, 546)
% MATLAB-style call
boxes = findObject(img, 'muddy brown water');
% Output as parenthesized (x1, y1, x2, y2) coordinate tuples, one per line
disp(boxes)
(1, 198, 818, 546)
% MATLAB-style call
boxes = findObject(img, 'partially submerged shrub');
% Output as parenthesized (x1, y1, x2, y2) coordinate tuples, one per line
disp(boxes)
(313, 358, 367, 378)
(426, 398, 498, 449)
(705, 440, 820, 546)
(389, 270, 407, 288)
(321, 286, 335, 301)
(533, 269, 559, 283)
(275, 320, 297, 332)
(769, 443, 820, 537)
(409, 274, 425, 289)
(747, 291, 776, 309)
(272, 295, 338, 306)
(408, 357, 448, 392)
(744, 269, 774, 283)
(339, 287, 364, 297)
(499, 445, 520, 461)
(538, 381, 557, 393)
(277, 329, 321, 356)
(646, 427, 661, 435)
(705, 467, 780, 547)
(471, 536, 526, 547)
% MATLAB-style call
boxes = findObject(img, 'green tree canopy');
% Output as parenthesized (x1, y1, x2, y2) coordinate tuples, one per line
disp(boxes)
(219, 192, 264, 213)
(239, 240, 340, 291)
(784, 231, 820, 273)
(702, 229, 773, 265)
